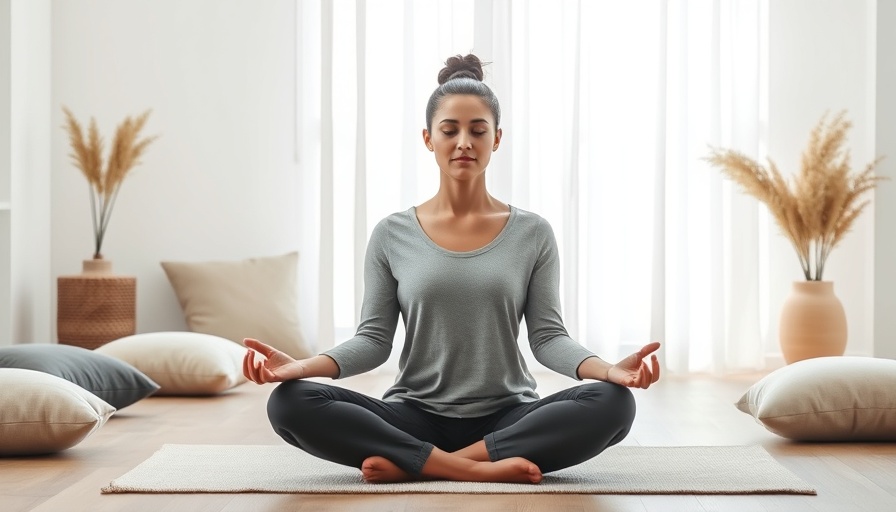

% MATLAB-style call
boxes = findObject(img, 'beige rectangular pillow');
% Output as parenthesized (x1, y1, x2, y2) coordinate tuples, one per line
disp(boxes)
(0, 369, 115, 455)
(161, 252, 311, 359)
(735, 356, 896, 441)
(96, 332, 247, 395)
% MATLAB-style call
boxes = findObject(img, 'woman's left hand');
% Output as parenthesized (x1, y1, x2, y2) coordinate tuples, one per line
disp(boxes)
(607, 342, 661, 389)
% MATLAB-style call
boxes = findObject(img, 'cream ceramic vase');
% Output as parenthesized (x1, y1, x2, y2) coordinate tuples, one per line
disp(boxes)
(778, 281, 847, 364)
(82, 258, 113, 274)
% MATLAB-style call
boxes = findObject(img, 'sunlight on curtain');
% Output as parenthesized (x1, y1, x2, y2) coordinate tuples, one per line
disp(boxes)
(296, 0, 768, 374)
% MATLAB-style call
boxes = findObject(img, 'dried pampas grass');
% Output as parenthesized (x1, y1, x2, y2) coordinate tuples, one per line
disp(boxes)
(63, 107, 159, 259)
(706, 111, 885, 281)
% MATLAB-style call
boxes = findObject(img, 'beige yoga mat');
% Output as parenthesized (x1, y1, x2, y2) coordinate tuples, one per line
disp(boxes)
(102, 444, 816, 495)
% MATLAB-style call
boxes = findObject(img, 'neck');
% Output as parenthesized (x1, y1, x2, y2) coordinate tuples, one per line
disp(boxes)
(432, 173, 501, 216)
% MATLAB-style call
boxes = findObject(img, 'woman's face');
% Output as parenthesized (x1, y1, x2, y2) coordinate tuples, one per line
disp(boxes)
(423, 94, 501, 181)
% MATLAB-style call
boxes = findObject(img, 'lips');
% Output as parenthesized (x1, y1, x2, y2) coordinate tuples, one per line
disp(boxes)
(453, 156, 475, 162)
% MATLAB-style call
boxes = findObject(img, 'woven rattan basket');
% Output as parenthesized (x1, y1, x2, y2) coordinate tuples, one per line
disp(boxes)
(57, 268, 136, 350)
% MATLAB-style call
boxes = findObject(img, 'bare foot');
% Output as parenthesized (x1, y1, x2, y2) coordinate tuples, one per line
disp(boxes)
(472, 457, 542, 484)
(362, 450, 543, 485)
(361, 456, 410, 483)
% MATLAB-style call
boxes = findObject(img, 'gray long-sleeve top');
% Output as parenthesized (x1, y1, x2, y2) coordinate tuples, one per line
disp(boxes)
(323, 206, 596, 417)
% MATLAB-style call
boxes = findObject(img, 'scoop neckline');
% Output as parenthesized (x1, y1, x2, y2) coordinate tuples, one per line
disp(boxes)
(408, 205, 517, 257)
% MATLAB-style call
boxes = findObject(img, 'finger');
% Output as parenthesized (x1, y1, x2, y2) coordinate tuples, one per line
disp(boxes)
(242, 350, 252, 382)
(639, 341, 661, 359)
(253, 361, 266, 384)
(243, 338, 276, 358)
(254, 358, 272, 384)
(250, 352, 265, 384)
(651, 354, 661, 383)
(627, 366, 642, 388)
(244, 350, 259, 384)
(640, 362, 650, 389)
(259, 365, 277, 384)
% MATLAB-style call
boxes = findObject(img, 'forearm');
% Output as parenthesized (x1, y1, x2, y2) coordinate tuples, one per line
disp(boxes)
(576, 356, 612, 381)
(297, 354, 341, 379)
(322, 336, 392, 379)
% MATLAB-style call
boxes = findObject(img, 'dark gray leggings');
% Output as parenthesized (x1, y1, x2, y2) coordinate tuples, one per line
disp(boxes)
(266, 380, 635, 476)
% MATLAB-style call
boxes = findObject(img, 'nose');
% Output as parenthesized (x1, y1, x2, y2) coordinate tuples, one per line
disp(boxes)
(457, 133, 472, 150)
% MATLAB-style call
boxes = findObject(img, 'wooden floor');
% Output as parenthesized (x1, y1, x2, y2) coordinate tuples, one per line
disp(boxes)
(2, 371, 895, 512)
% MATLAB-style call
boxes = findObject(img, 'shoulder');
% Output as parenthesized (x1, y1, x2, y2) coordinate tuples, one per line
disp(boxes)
(510, 206, 555, 239)
(371, 208, 415, 236)
(367, 208, 418, 252)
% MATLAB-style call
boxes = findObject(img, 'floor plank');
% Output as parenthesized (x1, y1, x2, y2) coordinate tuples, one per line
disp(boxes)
(0, 496, 42, 512)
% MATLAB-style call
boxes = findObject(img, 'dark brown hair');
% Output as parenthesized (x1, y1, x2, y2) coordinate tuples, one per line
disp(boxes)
(425, 54, 501, 131)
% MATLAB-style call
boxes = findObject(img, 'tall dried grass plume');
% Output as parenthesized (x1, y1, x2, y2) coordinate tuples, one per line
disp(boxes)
(706, 111, 885, 281)
(63, 107, 159, 259)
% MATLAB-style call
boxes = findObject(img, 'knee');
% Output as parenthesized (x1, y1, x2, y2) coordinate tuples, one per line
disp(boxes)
(578, 382, 636, 430)
(266, 380, 326, 429)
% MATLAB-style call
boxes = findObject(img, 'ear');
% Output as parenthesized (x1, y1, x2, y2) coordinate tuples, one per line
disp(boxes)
(493, 128, 503, 151)
(422, 129, 433, 151)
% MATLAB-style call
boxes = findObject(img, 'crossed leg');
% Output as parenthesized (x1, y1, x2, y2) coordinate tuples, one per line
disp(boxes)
(266, 380, 633, 484)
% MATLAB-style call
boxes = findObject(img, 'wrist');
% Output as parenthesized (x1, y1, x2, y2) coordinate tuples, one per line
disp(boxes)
(577, 356, 613, 382)
(293, 360, 309, 380)
(298, 354, 340, 379)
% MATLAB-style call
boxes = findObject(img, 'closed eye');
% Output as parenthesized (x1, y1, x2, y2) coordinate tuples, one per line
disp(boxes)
(441, 131, 488, 137)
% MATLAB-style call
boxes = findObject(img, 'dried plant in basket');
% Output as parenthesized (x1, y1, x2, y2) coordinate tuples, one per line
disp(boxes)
(706, 111, 885, 281)
(62, 107, 159, 259)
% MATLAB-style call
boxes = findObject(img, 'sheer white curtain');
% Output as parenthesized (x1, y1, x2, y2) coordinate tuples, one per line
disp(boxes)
(295, 0, 770, 374)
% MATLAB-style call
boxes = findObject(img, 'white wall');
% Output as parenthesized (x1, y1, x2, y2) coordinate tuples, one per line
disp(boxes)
(766, 0, 877, 357)
(875, 0, 896, 359)
(0, 0, 10, 345)
(11, 0, 51, 344)
(0, 0, 51, 347)
(51, 0, 301, 339)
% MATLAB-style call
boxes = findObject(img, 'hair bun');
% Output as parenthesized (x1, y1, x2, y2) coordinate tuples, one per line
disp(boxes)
(437, 54, 485, 85)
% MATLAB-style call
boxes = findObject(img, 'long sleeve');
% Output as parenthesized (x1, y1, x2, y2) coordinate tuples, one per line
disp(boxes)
(322, 219, 400, 378)
(525, 219, 596, 379)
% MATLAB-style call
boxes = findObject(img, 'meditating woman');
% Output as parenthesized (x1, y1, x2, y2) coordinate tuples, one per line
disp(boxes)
(243, 54, 661, 484)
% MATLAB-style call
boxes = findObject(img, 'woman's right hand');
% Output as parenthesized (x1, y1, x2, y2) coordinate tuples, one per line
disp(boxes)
(242, 338, 306, 384)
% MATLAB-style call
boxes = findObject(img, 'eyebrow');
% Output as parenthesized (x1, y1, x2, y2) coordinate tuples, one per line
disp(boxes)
(438, 118, 490, 125)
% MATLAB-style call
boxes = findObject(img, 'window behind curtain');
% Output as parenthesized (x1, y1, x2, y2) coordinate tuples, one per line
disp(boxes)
(297, 0, 769, 374)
